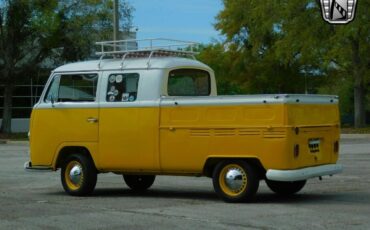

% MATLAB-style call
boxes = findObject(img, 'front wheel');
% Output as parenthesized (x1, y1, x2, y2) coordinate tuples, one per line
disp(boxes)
(212, 160, 259, 203)
(61, 154, 97, 196)
(265, 179, 306, 196)
(123, 175, 155, 192)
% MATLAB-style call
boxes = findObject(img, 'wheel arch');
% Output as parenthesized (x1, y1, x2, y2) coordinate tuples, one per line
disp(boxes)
(54, 146, 97, 170)
(203, 157, 266, 179)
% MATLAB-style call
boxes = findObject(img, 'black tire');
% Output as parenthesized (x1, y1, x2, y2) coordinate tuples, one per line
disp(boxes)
(212, 160, 259, 203)
(265, 179, 306, 196)
(123, 175, 155, 192)
(61, 154, 97, 196)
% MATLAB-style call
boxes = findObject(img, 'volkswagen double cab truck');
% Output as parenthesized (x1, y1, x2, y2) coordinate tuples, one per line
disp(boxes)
(25, 39, 342, 202)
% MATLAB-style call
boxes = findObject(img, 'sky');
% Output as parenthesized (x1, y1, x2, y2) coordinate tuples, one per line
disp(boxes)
(129, 0, 224, 44)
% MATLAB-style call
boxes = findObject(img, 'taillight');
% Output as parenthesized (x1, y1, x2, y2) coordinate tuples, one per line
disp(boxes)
(294, 144, 300, 158)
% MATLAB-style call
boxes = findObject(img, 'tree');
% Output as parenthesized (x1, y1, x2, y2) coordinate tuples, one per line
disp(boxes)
(0, 0, 134, 134)
(197, 43, 245, 95)
(119, 0, 135, 32)
(0, 0, 56, 134)
(215, 0, 369, 127)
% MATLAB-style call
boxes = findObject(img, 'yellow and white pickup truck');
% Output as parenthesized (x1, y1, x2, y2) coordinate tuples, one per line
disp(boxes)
(25, 39, 342, 202)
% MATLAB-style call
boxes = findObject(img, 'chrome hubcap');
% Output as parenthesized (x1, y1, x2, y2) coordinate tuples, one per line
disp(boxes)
(69, 165, 82, 185)
(224, 168, 244, 191)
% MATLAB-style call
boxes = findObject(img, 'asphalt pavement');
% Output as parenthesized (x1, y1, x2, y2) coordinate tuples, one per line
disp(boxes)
(0, 135, 369, 230)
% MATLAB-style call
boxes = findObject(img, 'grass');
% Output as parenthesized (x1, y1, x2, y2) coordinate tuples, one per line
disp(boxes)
(0, 132, 28, 140)
(341, 126, 370, 134)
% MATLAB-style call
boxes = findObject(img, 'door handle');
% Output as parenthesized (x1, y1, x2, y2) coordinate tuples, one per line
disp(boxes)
(87, 117, 98, 123)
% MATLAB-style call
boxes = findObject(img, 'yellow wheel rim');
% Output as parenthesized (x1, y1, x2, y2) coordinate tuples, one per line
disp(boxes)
(64, 160, 84, 191)
(219, 164, 247, 197)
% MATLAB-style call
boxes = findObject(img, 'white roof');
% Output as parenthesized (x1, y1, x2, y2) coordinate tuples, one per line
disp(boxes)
(53, 57, 212, 73)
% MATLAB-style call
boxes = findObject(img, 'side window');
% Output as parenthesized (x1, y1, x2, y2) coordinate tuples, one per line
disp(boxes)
(44, 74, 98, 103)
(106, 73, 139, 102)
(168, 69, 210, 96)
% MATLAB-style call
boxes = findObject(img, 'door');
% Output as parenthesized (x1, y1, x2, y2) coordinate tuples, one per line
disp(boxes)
(98, 71, 160, 171)
(30, 73, 99, 166)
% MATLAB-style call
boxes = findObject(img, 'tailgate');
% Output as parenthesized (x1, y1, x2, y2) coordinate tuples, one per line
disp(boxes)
(285, 101, 340, 169)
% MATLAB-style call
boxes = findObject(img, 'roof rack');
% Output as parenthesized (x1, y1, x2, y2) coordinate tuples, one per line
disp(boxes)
(95, 38, 199, 69)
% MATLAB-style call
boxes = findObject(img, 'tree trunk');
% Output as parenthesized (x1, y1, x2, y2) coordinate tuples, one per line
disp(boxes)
(0, 83, 14, 134)
(353, 74, 366, 128)
(352, 38, 366, 128)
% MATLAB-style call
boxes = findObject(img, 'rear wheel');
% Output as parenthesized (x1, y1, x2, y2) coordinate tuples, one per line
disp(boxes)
(212, 160, 259, 202)
(61, 154, 97, 196)
(265, 179, 306, 196)
(123, 175, 155, 192)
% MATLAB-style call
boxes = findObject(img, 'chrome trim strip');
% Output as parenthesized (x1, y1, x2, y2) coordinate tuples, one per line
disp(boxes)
(35, 102, 100, 109)
(266, 164, 343, 182)
(35, 93, 338, 109)
(160, 94, 338, 107)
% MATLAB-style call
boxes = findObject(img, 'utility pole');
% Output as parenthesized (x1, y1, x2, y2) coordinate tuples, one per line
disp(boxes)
(113, 0, 119, 50)
(305, 75, 308, 94)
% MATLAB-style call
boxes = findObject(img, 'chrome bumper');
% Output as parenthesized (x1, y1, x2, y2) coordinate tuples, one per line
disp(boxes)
(266, 164, 343, 182)
(24, 161, 53, 172)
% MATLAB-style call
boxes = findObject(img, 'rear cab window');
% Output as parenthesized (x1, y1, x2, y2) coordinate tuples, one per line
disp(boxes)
(168, 69, 210, 96)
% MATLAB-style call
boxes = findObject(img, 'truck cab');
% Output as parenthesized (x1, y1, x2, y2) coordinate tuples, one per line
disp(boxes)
(25, 39, 342, 202)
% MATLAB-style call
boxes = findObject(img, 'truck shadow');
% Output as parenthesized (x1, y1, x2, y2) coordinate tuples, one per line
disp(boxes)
(47, 189, 364, 204)
(91, 188, 219, 201)
(82, 188, 359, 204)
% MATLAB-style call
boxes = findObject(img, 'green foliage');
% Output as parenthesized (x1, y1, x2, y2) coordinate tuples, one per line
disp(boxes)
(203, 1, 330, 94)
(0, 0, 135, 71)
(318, 75, 354, 122)
(0, 0, 111, 75)
(197, 44, 245, 94)
(119, 0, 135, 31)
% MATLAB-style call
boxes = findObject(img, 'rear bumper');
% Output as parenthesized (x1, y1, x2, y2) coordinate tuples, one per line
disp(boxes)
(24, 161, 53, 172)
(266, 164, 343, 182)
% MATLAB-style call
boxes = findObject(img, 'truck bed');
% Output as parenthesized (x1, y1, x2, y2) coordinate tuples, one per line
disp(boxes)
(159, 94, 340, 171)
